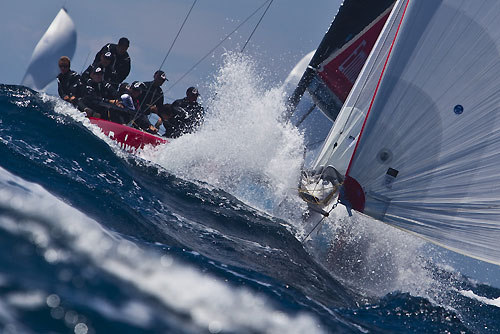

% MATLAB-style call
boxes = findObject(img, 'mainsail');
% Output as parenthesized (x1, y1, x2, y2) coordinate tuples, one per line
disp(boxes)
(21, 8, 77, 91)
(311, 0, 500, 265)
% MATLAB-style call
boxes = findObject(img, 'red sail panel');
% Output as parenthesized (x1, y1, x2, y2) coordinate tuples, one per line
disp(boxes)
(89, 117, 167, 152)
(317, 10, 391, 103)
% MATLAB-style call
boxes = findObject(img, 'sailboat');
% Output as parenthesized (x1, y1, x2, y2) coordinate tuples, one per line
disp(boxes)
(294, 0, 500, 266)
(21, 8, 77, 91)
(21, 7, 166, 152)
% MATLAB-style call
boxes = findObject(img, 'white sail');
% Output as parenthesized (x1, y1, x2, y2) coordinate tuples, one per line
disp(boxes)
(283, 50, 315, 93)
(313, 1, 407, 176)
(21, 8, 77, 91)
(314, 0, 500, 265)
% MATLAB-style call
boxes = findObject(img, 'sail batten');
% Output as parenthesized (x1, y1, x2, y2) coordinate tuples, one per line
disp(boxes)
(21, 8, 77, 91)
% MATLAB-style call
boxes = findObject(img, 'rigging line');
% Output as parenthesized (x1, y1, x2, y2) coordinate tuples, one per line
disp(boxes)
(240, 0, 274, 53)
(165, 0, 272, 93)
(159, 0, 197, 71)
(132, 0, 198, 126)
(79, 51, 91, 74)
(300, 201, 337, 244)
(295, 103, 316, 127)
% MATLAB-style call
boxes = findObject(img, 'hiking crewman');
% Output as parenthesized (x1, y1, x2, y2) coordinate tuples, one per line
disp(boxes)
(77, 66, 120, 119)
(93, 37, 131, 87)
(57, 56, 81, 106)
(82, 51, 115, 83)
(162, 86, 204, 138)
(140, 70, 167, 115)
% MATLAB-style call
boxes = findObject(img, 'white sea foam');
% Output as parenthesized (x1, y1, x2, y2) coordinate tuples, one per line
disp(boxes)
(43, 93, 131, 159)
(140, 53, 305, 214)
(460, 290, 500, 308)
(0, 167, 325, 333)
(304, 206, 433, 298)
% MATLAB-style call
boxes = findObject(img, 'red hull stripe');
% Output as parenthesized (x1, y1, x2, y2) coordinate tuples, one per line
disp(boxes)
(345, 0, 411, 177)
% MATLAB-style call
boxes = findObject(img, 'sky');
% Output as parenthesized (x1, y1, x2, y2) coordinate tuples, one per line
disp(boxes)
(1, 0, 343, 101)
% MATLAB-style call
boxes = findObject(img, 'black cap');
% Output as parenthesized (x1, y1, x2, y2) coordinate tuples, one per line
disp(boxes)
(131, 81, 146, 91)
(154, 70, 168, 81)
(186, 86, 199, 96)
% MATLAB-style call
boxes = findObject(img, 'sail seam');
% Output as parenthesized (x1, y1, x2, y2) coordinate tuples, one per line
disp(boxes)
(345, 0, 410, 177)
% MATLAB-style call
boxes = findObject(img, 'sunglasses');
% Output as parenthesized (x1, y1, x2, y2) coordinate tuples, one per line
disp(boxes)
(59, 64, 69, 68)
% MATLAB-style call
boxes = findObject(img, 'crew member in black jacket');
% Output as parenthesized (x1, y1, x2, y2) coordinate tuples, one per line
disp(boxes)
(81, 51, 115, 83)
(93, 37, 131, 87)
(57, 56, 81, 106)
(162, 87, 204, 138)
(77, 67, 121, 119)
(140, 70, 167, 115)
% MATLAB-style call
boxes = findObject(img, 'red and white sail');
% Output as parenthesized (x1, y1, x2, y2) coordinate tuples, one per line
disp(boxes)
(315, 0, 500, 265)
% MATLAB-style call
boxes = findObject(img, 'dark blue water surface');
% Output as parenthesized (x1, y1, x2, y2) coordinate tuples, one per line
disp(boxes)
(0, 84, 499, 334)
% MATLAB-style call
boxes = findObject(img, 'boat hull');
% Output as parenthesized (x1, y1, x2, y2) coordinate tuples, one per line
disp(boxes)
(89, 117, 167, 152)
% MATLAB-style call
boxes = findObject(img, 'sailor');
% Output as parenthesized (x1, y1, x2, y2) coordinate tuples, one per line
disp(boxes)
(118, 82, 129, 96)
(81, 51, 115, 83)
(77, 66, 121, 119)
(93, 37, 131, 86)
(104, 81, 146, 124)
(121, 81, 146, 111)
(57, 56, 81, 106)
(139, 70, 167, 115)
(118, 81, 158, 133)
(162, 86, 204, 138)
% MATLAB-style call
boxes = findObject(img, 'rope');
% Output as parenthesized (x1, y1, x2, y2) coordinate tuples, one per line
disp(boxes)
(295, 103, 316, 127)
(79, 51, 91, 74)
(300, 199, 339, 244)
(240, 0, 274, 53)
(165, 0, 273, 93)
(158, 0, 198, 71)
(131, 0, 198, 127)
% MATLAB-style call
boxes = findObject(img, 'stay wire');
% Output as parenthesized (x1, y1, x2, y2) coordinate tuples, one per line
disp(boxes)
(159, 0, 197, 71)
(165, 0, 272, 93)
(131, 0, 198, 127)
(240, 0, 274, 53)
(79, 51, 91, 74)
(300, 201, 338, 244)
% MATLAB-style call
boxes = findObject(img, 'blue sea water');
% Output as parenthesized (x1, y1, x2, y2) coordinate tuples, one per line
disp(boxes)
(1, 57, 500, 334)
